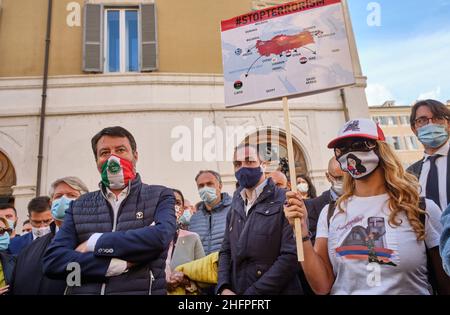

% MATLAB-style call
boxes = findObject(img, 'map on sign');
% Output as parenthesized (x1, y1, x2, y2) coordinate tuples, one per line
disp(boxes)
(221, 0, 356, 107)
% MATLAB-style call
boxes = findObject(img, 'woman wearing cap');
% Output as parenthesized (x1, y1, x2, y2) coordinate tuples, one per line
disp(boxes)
(284, 118, 448, 295)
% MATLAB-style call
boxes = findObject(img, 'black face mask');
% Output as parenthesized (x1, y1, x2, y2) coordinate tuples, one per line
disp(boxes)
(235, 166, 263, 189)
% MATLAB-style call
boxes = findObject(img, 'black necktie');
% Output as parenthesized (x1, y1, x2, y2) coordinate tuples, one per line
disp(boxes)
(426, 155, 441, 207)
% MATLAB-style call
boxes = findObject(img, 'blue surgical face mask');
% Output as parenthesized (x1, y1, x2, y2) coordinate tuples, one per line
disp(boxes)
(177, 209, 192, 226)
(51, 195, 75, 221)
(235, 166, 264, 189)
(198, 187, 218, 205)
(418, 124, 449, 149)
(0, 231, 10, 251)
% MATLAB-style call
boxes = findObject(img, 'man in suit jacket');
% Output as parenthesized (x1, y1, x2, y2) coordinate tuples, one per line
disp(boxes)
(8, 197, 53, 256)
(406, 99, 450, 210)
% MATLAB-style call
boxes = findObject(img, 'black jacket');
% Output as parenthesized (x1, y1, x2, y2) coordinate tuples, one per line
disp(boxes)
(12, 223, 66, 295)
(217, 178, 303, 295)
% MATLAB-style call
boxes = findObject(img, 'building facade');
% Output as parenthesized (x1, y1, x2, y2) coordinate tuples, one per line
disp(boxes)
(0, 0, 369, 224)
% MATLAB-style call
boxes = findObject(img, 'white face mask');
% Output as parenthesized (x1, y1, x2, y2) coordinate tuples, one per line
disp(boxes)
(32, 225, 51, 238)
(338, 150, 380, 179)
(331, 179, 344, 196)
(297, 183, 309, 193)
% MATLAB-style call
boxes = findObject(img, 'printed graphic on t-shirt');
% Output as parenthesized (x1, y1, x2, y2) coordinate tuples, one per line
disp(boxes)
(335, 216, 397, 267)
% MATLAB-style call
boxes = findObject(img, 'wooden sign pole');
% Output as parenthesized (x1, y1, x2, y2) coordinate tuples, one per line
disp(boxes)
(282, 96, 304, 262)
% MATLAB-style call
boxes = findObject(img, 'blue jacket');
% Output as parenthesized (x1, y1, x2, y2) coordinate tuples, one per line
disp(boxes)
(8, 232, 33, 256)
(43, 174, 176, 295)
(217, 178, 303, 295)
(441, 204, 450, 276)
(189, 193, 231, 255)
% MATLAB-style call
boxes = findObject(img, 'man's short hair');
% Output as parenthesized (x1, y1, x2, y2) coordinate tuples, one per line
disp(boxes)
(195, 170, 222, 184)
(27, 196, 51, 215)
(91, 126, 137, 158)
(0, 203, 17, 216)
(49, 176, 89, 198)
(233, 143, 261, 162)
(23, 219, 30, 226)
(410, 99, 450, 127)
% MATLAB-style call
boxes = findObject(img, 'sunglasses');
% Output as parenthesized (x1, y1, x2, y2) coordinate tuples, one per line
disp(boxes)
(0, 227, 13, 236)
(334, 140, 377, 158)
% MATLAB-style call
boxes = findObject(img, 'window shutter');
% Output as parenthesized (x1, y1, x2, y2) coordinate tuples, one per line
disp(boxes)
(139, 3, 158, 72)
(83, 4, 103, 72)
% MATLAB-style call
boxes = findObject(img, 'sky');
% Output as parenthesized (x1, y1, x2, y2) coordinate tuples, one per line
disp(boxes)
(347, 0, 450, 106)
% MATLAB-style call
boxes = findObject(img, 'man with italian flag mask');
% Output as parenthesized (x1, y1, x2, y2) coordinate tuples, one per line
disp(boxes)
(43, 126, 177, 295)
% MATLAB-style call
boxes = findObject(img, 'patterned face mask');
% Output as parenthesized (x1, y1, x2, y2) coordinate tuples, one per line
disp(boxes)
(101, 154, 136, 189)
(338, 150, 380, 180)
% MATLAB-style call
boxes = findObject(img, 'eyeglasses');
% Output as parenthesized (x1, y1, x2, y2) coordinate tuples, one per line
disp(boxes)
(414, 116, 448, 128)
(0, 227, 13, 235)
(334, 140, 377, 158)
(30, 219, 53, 227)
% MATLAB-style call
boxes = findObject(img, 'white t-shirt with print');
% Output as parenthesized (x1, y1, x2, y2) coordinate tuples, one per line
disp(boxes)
(316, 194, 442, 295)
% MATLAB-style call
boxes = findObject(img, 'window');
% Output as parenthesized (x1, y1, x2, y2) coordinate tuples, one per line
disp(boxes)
(105, 9, 139, 72)
(387, 116, 397, 126)
(400, 116, 410, 125)
(372, 116, 381, 125)
(379, 117, 389, 126)
(386, 136, 403, 150)
(83, 3, 157, 73)
(405, 136, 419, 150)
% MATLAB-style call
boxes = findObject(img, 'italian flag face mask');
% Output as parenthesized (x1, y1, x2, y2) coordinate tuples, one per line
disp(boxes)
(101, 154, 136, 189)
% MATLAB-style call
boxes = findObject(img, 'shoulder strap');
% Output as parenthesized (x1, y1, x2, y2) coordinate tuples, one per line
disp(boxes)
(327, 200, 337, 229)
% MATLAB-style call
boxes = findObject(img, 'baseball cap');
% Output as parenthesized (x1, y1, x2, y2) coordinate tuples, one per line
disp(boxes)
(328, 118, 386, 149)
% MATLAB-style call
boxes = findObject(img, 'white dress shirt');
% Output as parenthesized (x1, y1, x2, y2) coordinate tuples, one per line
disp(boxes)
(240, 179, 268, 216)
(419, 141, 449, 210)
(86, 186, 130, 277)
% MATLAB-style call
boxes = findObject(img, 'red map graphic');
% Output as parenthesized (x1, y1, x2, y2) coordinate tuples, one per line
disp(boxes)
(255, 31, 315, 57)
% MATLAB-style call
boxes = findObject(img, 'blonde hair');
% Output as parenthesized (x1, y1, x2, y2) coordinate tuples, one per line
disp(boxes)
(336, 141, 426, 241)
(0, 217, 9, 229)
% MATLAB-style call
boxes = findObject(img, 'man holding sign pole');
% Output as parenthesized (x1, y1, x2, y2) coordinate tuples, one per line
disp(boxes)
(217, 143, 303, 295)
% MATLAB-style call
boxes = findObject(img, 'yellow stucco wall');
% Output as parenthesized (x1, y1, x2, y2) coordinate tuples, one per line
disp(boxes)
(0, 0, 253, 77)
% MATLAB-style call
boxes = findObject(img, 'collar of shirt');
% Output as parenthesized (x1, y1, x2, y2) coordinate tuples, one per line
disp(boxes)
(240, 178, 268, 209)
(330, 188, 339, 201)
(106, 186, 130, 206)
(424, 141, 449, 159)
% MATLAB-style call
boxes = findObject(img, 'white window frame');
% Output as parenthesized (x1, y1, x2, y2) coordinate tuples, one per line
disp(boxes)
(104, 7, 140, 73)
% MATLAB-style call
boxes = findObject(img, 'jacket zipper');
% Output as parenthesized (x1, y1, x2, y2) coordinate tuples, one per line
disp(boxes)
(98, 186, 130, 295)
(148, 270, 154, 295)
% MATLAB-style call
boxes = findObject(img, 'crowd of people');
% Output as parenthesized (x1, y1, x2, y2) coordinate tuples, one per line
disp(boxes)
(0, 99, 450, 295)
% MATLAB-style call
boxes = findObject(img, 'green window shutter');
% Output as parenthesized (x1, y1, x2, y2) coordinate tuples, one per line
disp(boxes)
(83, 3, 103, 72)
(139, 3, 158, 72)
